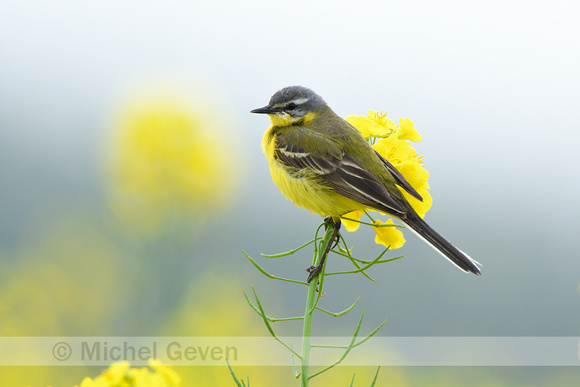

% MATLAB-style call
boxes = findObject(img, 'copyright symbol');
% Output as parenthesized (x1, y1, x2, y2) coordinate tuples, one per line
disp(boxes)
(53, 342, 72, 361)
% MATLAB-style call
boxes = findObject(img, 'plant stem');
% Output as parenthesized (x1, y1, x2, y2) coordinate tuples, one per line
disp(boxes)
(301, 224, 335, 387)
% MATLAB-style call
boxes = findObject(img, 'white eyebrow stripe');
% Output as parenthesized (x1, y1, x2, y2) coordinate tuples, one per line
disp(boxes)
(289, 97, 309, 105)
(271, 97, 310, 109)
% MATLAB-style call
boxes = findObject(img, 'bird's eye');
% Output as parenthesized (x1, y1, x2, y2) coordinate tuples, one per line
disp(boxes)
(286, 102, 297, 111)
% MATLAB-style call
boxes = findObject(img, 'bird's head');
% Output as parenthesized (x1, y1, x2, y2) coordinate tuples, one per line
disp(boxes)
(251, 86, 326, 126)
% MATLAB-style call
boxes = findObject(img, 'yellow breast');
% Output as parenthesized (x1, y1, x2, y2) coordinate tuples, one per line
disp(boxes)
(262, 128, 364, 219)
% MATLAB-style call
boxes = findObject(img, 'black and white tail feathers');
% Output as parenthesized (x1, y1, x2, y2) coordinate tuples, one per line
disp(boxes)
(401, 212, 481, 275)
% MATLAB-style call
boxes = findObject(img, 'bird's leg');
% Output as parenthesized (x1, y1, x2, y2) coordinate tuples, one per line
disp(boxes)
(307, 218, 341, 283)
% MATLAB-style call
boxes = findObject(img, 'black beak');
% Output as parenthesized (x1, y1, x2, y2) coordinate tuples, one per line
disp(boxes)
(250, 105, 276, 114)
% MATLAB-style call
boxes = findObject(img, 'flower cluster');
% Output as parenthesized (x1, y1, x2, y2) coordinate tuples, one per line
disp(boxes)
(343, 111, 432, 249)
(77, 359, 181, 387)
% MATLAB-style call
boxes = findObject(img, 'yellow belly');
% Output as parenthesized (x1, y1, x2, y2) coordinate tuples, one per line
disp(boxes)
(263, 131, 364, 219)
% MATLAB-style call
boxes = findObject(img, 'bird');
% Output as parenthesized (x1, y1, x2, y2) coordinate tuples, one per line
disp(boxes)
(251, 86, 480, 281)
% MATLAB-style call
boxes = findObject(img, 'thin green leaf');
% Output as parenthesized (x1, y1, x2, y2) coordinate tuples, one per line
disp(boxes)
(242, 250, 308, 285)
(312, 317, 387, 351)
(340, 216, 405, 229)
(291, 342, 300, 379)
(370, 367, 381, 387)
(242, 289, 304, 322)
(326, 248, 397, 277)
(250, 286, 302, 359)
(260, 239, 316, 258)
(333, 236, 375, 281)
(315, 296, 360, 317)
(352, 318, 388, 348)
(227, 359, 246, 387)
(309, 310, 366, 379)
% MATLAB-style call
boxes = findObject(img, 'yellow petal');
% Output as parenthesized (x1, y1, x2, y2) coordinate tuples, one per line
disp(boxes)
(398, 117, 422, 142)
(101, 361, 130, 383)
(402, 189, 432, 218)
(373, 219, 406, 249)
(345, 116, 371, 138)
(341, 209, 365, 232)
(369, 121, 393, 137)
(371, 140, 391, 160)
(396, 162, 431, 218)
(78, 377, 98, 387)
(397, 162, 429, 192)
(149, 358, 182, 385)
(373, 136, 416, 168)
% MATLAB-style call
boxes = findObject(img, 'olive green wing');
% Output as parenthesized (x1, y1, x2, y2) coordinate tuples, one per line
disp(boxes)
(274, 130, 407, 218)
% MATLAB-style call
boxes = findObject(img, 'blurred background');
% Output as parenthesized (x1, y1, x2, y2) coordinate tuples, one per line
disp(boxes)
(1, 1, 579, 385)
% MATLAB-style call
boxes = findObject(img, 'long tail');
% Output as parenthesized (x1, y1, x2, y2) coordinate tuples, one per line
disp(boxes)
(401, 213, 481, 275)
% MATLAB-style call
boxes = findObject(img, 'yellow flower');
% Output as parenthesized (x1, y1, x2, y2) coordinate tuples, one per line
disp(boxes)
(373, 219, 405, 249)
(149, 358, 182, 385)
(345, 110, 395, 138)
(341, 209, 365, 232)
(368, 110, 397, 135)
(101, 361, 130, 384)
(107, 91, 240, 235)
(395, 161, 432, 218)
(77, 360, 181, 387)
(372, 134, 431, 219)
(343, 112, 431, 249)
(78, 377, 108, 387)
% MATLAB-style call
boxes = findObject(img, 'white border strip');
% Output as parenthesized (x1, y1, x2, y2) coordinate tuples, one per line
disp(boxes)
(0, 337, 578, 366)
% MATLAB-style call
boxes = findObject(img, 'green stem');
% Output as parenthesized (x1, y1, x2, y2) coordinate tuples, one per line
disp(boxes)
(301, 224, 335, 386)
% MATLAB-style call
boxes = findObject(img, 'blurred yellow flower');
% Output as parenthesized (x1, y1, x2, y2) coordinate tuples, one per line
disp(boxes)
(107, 92, 239, 235)
(343, 111, 431, 249)
(0, 218, 124, 337)
(158, 271, 287, 385)
(0, 217, 126, 385)
(148, 359, 182, 385)
(77, 359, 181, 387)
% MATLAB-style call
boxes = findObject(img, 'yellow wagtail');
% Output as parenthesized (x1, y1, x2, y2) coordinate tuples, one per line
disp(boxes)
(252, 86, 480, 282)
